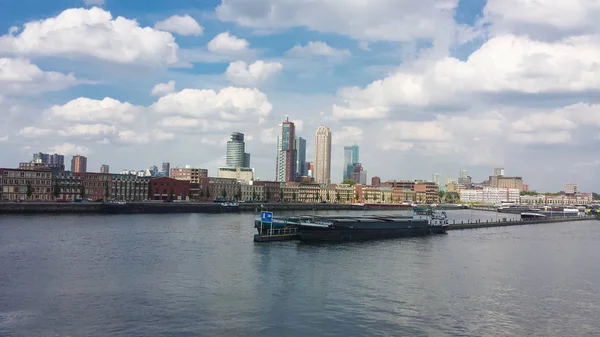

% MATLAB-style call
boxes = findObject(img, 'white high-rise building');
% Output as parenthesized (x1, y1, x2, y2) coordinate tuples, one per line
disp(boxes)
(493, 168, 505, 176)
(565, 184, 578, 195)
(314, 126, 332, 184)
(432, 173, 440, 185)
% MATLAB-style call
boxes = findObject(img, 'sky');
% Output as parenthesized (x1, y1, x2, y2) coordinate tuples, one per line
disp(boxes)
(1, 0, 600, 192)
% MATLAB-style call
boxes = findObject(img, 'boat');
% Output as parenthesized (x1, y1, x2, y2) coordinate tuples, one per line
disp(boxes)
(520, 212, 547, 220)
(254, 216, 302, 233)
(296, 211, 449, 242)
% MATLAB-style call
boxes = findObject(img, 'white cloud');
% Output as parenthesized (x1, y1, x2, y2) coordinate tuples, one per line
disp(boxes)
(18, 126, 52, 137)
(118, 130, 150, 144)
(152, 129, 175, 141)
(334, 34, 600, 119)
(0, 7, 178, 66)
(151, 87, 272, 122)
(158, 116, 200, 128)
(58, 124, 117, 137)
(483, 0, 600, 39)
(0, 135, 8, 142)
(46, 97, 141, 123)
(155, 14, 203, 36)
(151, 80, 176, 96)
(50, 143, 90, 156)
(286, 41, 351, 58)
(216, 0, 470, 45)
(207, 32, 249, 53)
(332, 126, 363, 145)
(226, 60, 282, 85)
(84, 0, 105, 5)
(0, 58, 77, 94)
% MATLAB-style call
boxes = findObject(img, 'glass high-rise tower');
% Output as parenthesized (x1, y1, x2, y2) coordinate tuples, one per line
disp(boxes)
(226, 132, 250, 168)
(343, 145, 359, 180)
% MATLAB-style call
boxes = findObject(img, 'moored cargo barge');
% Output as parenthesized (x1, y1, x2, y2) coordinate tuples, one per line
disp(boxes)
(296, 212, 448, 242)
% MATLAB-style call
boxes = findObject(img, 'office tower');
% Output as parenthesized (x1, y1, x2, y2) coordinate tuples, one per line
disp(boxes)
(315, 126, 332, 184)
(226, 132, 249, 168)
(295, 136, 307, 177)
(307, 162, 314, 178)
(459, 170, 468, 179)
(71, 155, 87, 173)
(100, 164, 110, 174)
(432, 173, 440, 185)
(493, 168, 504, 176)
(33, 152, 64, 165)
(343, 145, 359, 180)
(565, 184, 578, 195)
(162, 162, 170, 177)
(372, 176, 381, 186)
(276, 118, 296, 182)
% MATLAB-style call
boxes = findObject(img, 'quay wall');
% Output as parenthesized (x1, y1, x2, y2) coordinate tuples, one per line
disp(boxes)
(448, 216, 595, 230)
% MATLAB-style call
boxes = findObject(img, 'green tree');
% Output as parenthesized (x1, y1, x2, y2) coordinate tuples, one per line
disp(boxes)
(593, 192, 600, 200)
(199, 188, 204, 198)
(265, 189, 271, 202)
(326, 191, 330, 202)
(169, 190, 175, 200)
(354, 191, 359, 202)
(336, 191, 340, 203)
(317, 193, 321, 201)
(280, 188, 284, 202)
(221, 189, 227, 199)
(346, 193, 350, 202)
(26, 181, 33, 200)
(104, 182, 110, 201)
(292, 191, 296, 202)
(438, 190, 446, 202)
(520, 191, 538, 196)
(53, 181, 60, 199)
(382, 193, 386, 203)
(342, 179, 356, 186)
(206, 188, 210, 199)
(252, 191, 257, 201)
(80, 185, 86, 199)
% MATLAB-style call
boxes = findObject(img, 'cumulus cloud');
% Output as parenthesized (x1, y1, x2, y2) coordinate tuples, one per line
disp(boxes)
(0, 58, 77, 94)
(155, 14, 203, 36)
(151, 87, 272, 122)
(0, 7, 178, 66)
(226, 60, 282, 85)
(50, 143, 90, 156)
(45, 97, 142, 123)
(333, 34, 600, 119)
(151, 80, 176, 96)
(286, 41, 351, 58)
(216, 0, 471, 45)
(332, 126, 363, 145)
(18, 126, 52, 137)
(57, 124, 117, 138)
(118, 130, 150, 144)
(207, 32, 249, 53)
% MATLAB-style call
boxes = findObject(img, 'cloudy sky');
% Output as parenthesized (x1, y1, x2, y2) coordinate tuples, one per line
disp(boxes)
(1, 0, 599, 192)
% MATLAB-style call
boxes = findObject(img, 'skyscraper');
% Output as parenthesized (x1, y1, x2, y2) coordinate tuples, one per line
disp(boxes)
(162, 162, 170, 177)
(33, 152, 64, 165)
(343, 145, 359, 180)
(295, 136, 306, 177)
(315, 126, 332, 184)
(432, 173, 440, 185)
(459, 170, 468, 178)
(226, 132, 250, 168)
(71, 155, 87, 173)
(276, 118, 296, 182)
(100, 164, 110, 174)
(493, 168, 505, 176)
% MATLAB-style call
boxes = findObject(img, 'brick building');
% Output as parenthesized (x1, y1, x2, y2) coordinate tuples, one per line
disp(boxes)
(150, 177, 190, 201)
(169, 167, 208, 183)
(75, 172, 112, 201)
(253, 181, 281, 202)
(0, 168, 53, 201)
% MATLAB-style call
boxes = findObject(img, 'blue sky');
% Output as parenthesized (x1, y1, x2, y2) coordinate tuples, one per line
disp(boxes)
(1, 0, 600, 191)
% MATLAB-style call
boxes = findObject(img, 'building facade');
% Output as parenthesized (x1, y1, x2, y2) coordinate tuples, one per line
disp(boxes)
(490, 176, 524, 191)
(314, 125, 332, 184)
(565, 184, 578, 195)
(169, 167, 208, 183)
(372, 176, 381, 186)
(276, 118, 296, 182)
(0, 169, 53, 201)
(253, 181, 281, 202)
(71, 155, 87, 173)
(75, 172, 112, 201)
(19, 162, 64, 174)
(149, 177, 190, 201)
(112, 174, 150, 201)
(100, 164, 110, 174)
(217, 167, 254, 181)
(33, 152, 64, 165)
(162, 162, 170, 177)
(459, 187, 520, 204)
(295, 136, 307, 177)
(343, 145, 359, 180)
(54, 171, 83, 201)
(209, 177, 241, 200)
(226, 132, 250, 168)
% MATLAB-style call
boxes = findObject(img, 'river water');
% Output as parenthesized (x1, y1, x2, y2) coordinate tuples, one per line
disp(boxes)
(1, 210, 599, 336)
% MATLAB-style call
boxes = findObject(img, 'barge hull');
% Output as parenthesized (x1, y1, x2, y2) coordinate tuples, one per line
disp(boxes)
(299, 227, 431, 242)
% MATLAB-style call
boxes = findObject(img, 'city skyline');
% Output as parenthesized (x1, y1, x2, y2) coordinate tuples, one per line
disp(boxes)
(1, 2, 598, 191)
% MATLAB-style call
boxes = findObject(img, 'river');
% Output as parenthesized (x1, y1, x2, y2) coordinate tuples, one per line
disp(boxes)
(1, 210, 599, 336)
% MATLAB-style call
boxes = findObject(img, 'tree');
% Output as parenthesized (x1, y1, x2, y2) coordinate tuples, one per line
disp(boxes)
(438, 190, 446, 203)
(346, 193, 350, 202)
(317, 193, 321, 201)
(252, 191, 257, 201)
(265, 189, 271, 202)
(206, 188, 210, 199)
(292, 191, 297, 203)
(80, 185, 86, 199)
(199, 188, 204, 198)
(280, 189, 284, 202)
(26, 181, 33, 200)
(593, 192, 600, 200)
(354, 192, 359, 202)
(169, 190, 175, 201)
(336, 191, 340, 203)
(236, 186, 242, 201)
(52, 181, 60, 200)
(342, 179, 356, 186)
(104, 182, 110, 201)
(221, 189, 227, 199)
(326, 191, 331, 202)
(382, 193, 386, 203)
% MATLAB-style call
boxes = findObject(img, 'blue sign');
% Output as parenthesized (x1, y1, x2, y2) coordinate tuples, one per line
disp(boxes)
(261, 211, 273, 223)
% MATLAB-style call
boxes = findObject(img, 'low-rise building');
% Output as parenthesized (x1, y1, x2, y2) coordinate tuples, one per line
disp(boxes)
(217, 167, 254, 181)
(170, 167, 208, 183)
(414, 181, 439, 204)
(240, 181, 264, 202)
(460, 187, 520, 204)
(253, 181, 281, 202)
(19, 162, 65, 174)
(209, 177, 241, 200)
(112, 174, 150, 201)
(149, 177, 190, 201)
(54, 171, 83, 201)
(75, 172, 112, 201)
(0, 168, 53, 201)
